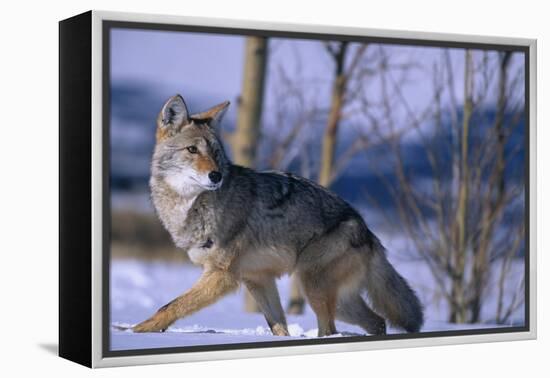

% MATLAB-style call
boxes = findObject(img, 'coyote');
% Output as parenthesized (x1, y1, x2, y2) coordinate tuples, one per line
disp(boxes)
(132, 94, 424, 337)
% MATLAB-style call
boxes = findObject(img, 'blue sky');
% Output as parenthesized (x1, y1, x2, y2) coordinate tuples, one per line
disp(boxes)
(111, 27, 524, 134)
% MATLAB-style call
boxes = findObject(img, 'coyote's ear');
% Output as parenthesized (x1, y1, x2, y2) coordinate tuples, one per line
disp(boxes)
(191, 101, 230, 129)
(160, 94, 190, 129)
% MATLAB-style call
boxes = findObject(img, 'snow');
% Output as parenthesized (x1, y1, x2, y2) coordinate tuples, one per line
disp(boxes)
(110, 258, 524, 351)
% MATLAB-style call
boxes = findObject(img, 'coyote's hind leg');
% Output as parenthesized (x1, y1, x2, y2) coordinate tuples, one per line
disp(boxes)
(299, 271, 338, 337)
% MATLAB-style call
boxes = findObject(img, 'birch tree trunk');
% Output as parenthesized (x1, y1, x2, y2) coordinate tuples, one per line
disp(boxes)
(233, 36, 268, 166)
(318, 42, 348, 187)
(468, 51, 511, 323)
(449, 50, 473, 323)
(286, 275, 305, 314)
(234, 37, 269, 313)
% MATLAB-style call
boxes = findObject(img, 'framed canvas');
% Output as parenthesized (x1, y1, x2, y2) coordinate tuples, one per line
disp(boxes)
(59, 10, 537, 368)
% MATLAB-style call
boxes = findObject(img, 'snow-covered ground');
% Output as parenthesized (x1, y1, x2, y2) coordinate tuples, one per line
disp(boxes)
(110, 256, 524, 351)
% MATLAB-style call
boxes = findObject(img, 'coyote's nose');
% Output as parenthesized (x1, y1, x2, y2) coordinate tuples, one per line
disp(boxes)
(208, 171, 222, 184)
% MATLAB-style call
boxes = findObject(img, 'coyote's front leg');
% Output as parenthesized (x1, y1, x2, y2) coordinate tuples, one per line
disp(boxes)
(133, 269, 238, 333)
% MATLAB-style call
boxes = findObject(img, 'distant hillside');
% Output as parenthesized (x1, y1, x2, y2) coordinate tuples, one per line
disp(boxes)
(110, 80, 526, 217)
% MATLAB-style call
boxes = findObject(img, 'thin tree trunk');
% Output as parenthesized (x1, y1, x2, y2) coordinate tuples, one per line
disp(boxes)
(468, 51, 511, 323)
(234, 37, 269, 313)
(318, 42, 348, 187)
(449, 50, 473, 323)
(286, 274, 305, 315)
(233, 37, 268, 167)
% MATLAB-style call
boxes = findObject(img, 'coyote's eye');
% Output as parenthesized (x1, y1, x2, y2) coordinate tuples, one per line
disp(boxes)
(186, 146, 199, 154)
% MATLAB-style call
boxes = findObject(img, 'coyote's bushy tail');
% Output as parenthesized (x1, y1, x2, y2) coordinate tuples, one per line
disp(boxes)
(363, 242, 424, 332)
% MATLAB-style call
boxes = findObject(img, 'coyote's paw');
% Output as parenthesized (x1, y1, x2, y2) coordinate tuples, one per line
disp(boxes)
(133, 312, 173, 333)
(366, 320, 386, 336)
(271, 323, 290, 337)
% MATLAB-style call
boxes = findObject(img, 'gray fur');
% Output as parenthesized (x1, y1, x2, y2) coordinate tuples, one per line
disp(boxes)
(149, 94, 424, 335)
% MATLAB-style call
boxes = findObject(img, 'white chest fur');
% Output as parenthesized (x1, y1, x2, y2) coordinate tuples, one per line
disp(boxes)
(187, 246, 210, 264)
(160, 198, 214, 265)
(151, 177, 220, 266)
(164, 198, 197, 249)
(150, 180, 198, 249)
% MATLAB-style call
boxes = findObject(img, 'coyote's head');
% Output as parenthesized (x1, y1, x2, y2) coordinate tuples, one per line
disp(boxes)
(151, 95, 230, 196)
